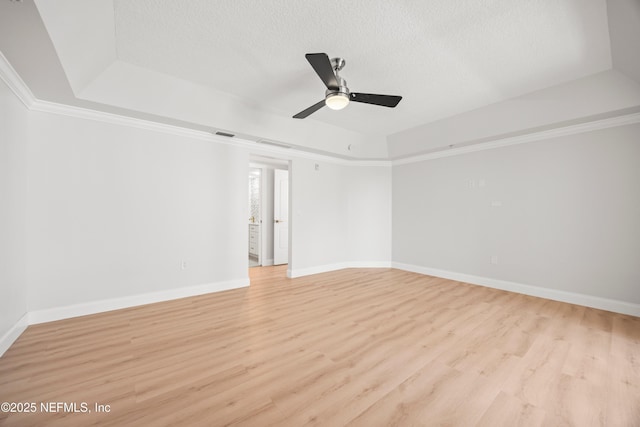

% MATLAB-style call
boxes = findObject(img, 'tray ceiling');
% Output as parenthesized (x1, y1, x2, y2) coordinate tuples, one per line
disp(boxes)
(1, 0, 638, 159)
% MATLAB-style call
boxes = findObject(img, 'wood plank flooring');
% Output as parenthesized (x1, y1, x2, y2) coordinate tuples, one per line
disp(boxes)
(0, 266, 638, 426)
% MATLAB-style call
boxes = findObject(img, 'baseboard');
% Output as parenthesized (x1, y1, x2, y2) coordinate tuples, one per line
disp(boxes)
(262, 258, 274, 267)
(287, 261, 392, 279)
(29, 278, 250, 325)
(0, 313, 29, 358)
(348, 261, 393, 269)
(392, 262, 640, 317)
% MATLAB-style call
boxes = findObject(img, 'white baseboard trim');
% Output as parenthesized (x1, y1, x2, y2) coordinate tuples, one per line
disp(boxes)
(287, 261, 392, 279)
(0, 313, 29, 358)
(29, 278, 250, 325)
(262, 258, 274, 267)
(392, 262, 640, 317)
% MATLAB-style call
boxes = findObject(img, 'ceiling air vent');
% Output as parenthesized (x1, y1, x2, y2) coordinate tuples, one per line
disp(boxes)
(257, 140, 291, 149)
(215, 131, 235, 138)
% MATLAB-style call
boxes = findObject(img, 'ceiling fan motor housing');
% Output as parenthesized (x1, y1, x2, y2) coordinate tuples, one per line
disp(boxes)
(326, 76, 349, 98)
(326, 58, 350, 110)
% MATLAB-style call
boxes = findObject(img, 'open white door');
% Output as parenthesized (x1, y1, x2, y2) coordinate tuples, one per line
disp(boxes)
(273, 169, 289, 265)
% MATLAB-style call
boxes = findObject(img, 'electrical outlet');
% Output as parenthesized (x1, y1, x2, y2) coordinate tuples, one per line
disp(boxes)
(490, 256, 498, 265)
(181, 261, 187, 270)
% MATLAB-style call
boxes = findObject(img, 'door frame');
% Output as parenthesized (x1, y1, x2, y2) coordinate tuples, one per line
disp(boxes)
(249, 155, 291, 270)
(248, 166, 263, 266)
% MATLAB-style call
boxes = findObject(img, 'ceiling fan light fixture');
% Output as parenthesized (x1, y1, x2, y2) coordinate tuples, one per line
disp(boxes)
(325, 92, 350, 110)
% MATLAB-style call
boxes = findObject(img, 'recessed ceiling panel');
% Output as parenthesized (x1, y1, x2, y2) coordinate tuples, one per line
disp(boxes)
(113, 0, 612, 135)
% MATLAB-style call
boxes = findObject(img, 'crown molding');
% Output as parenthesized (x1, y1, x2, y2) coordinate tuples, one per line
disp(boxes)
(0, 51, 36, 108)
(31, 98, 251, 146)
(392, 111, 640, 166)
(2, 50, 638, 167)
(29, 96, 392, 166)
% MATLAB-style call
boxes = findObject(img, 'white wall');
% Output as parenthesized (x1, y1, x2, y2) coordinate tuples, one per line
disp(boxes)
(290, 158, 392, 275)
(290, 159, 349, 272)
(0, 79, 29, 342)
(392, 123, 640, 304)
(1, 67, 394, 330)
(346, 165, 392, 264)
(26, 110, 249, 311)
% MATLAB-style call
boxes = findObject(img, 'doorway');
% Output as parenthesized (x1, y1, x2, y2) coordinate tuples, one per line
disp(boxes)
(248, 167, 261, 267)
(248, 155, 290, 269)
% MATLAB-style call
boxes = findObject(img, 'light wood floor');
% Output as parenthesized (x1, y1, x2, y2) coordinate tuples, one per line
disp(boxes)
(1, 267, 639, 426)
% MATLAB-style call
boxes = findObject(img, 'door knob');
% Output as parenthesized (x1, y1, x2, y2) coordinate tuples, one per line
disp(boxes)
(275, 219, 280, 223)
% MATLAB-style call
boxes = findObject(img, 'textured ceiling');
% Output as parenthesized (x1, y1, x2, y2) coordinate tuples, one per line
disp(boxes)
(113, 0, 611, 136)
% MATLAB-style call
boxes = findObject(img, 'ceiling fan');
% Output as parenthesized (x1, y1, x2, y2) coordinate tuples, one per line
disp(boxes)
(293, 53, 402, 119)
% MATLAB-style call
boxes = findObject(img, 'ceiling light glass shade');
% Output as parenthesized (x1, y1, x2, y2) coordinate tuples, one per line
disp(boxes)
(325, 92, 350, 110)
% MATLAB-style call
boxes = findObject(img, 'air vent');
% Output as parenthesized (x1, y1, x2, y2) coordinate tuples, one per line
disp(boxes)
(215, 131, 235, 138)
(257, 140, 291, 149)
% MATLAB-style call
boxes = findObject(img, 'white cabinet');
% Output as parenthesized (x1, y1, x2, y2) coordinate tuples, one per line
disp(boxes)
(249, 224, 260, 257)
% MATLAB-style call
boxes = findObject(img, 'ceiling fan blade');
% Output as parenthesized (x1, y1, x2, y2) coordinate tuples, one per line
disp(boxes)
(350, 93, 402, 108)
(293, 99, 326, 119)
(305, 53, 339, 90)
